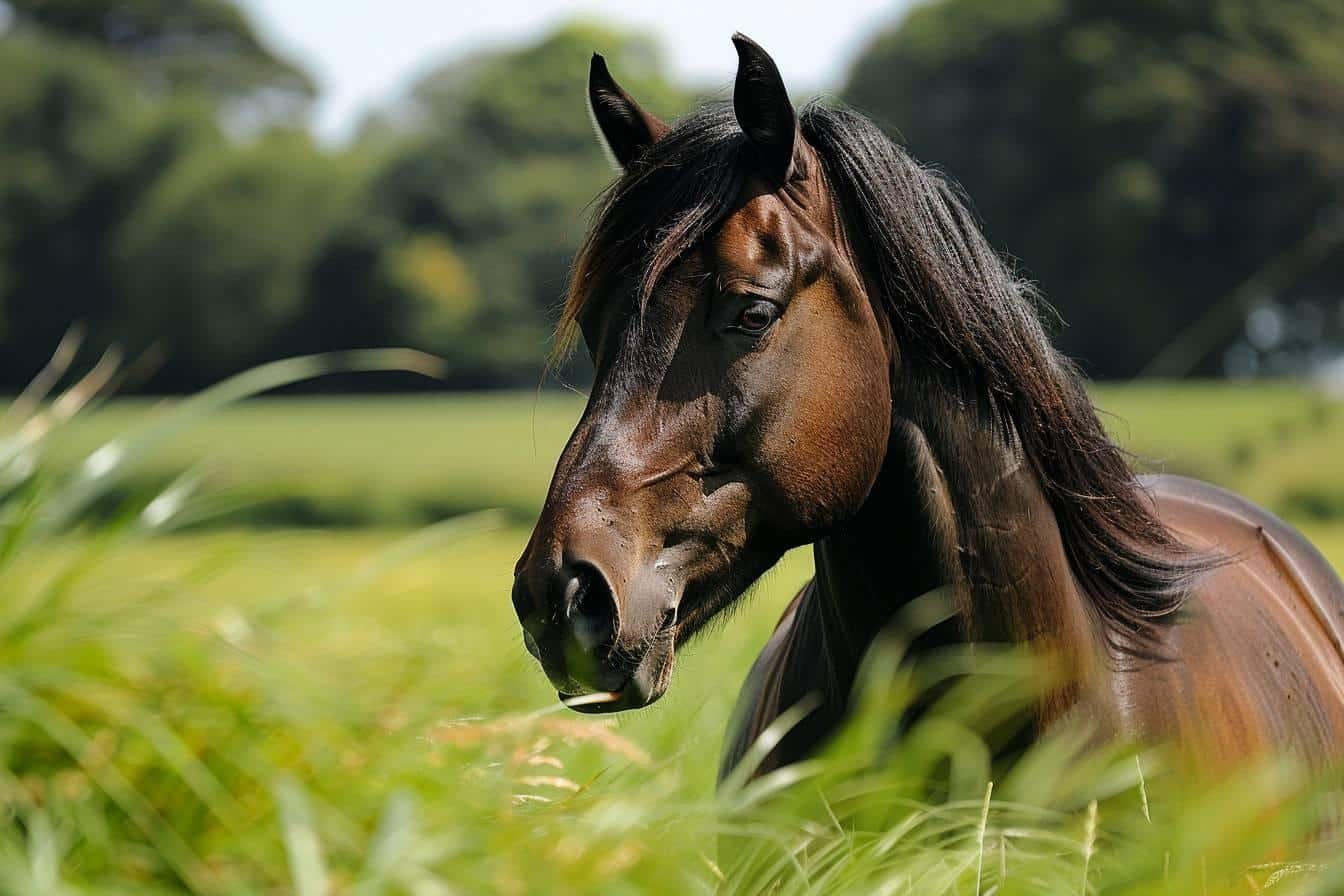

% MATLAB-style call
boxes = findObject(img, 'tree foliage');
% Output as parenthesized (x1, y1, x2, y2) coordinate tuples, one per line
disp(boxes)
(845, 0, 1344, 376)
(7, 0, 313, 101)
(0, 34, 216, 383)
(361, 22, 686, 385)
(114, 134, 364, 383)
(0, 10, 685, 389)
(1, 2, 1341, 389)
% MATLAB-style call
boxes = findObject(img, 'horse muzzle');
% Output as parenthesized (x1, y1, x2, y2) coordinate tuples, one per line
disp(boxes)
(511, 559, 677, 713)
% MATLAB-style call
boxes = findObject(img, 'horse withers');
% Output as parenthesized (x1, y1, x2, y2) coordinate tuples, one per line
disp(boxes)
(510, 34, 1344, 782)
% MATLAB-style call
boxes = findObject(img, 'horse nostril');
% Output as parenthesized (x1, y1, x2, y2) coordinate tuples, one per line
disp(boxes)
(563, 562, 617, 654)
(511, 574, 536, 624)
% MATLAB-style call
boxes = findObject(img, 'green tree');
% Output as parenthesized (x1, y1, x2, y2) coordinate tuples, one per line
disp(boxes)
(360, 21, 686, 385)
(6, 0, 313, 104)
(113, 134, 363, 384)
(0, 15, 683, 390)
(845, 0, 1344, 377)
(0, 35, 215, 384)
(0, 1, 330, 389)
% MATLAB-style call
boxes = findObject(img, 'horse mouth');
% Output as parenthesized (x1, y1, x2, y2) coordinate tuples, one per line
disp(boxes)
(558, 653, 671, 713)
(559, 689, 643, 713)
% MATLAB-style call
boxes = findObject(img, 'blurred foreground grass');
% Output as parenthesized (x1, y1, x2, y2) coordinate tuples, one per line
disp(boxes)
(9, 523, 1344, 893)
(0, 523, 809, 892)
(3, 379, 1344, 892)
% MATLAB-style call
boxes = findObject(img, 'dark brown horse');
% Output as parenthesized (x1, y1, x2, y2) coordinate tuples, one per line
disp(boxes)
(511, 35, 1344, 783)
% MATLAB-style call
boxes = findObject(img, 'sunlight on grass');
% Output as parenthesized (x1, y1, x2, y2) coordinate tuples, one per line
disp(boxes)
(1, 377, 1342, 892)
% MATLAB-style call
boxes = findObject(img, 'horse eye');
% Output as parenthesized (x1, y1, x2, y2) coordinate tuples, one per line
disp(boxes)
(734, 300, 780, 334)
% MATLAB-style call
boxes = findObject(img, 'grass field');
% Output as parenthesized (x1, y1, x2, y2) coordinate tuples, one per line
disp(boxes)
(42, 381, 1344, 528)
(4, 382, 1344, 893)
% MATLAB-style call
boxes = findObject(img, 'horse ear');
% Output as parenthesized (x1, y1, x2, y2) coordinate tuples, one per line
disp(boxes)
(588, 53, 669, 171)
(731, 33, 799, 183)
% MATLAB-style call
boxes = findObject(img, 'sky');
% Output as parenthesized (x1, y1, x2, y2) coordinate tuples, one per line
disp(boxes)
(238, 0, 916, 143)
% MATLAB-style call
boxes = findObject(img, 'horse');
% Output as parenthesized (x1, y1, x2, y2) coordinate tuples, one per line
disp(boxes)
(510, 34, 1344, 784)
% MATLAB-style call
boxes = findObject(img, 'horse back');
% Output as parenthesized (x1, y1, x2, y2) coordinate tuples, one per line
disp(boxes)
(1122, 474, 1344, 770)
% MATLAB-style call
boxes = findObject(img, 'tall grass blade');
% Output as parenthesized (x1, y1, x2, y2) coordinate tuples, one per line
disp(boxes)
(41, 349, 445, 531)
(276, 776, 330, 896)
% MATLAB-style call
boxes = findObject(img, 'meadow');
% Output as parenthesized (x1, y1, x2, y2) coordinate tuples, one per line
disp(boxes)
(40, 382, 1344, 529)
(3, 381, 1344, 893)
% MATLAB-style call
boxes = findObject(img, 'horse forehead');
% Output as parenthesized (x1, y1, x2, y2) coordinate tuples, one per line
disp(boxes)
(712, 189, 828, 276)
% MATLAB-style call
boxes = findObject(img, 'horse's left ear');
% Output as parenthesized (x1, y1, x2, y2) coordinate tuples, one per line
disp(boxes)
(731, 33, 800, 183)
(588, 53, 669, 171)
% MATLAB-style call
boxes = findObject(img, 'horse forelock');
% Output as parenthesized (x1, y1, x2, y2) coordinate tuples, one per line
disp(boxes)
(553, 105, 746, 368)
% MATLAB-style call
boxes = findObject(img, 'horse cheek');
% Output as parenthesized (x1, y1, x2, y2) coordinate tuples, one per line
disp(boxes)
(763, 317, 890, 534)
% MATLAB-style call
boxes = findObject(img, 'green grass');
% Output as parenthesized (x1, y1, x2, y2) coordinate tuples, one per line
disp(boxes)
(1095, 381, 1344, 520)
(4, 380, 1344, 892)
(44, 393, 588, 527)
(11, 524, 809, 749)
(0, 523, 815, 892)
(8, 523, 1344, 893)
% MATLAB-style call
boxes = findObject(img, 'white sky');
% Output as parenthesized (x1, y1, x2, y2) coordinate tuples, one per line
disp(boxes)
(238, 0, 916, 142)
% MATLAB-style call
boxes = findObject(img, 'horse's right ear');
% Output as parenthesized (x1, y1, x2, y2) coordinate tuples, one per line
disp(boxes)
(587, 53, 668, 171)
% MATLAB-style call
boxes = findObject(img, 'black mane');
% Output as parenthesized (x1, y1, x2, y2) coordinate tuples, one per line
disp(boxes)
(561, 100, 1217, 655)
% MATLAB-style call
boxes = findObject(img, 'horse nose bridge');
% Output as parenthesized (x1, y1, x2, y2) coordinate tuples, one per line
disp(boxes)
(524, 393, 703, 610)
(545, 395, 635, 484)
(552, 421, 680, 505)
(529, 485, 639, 577)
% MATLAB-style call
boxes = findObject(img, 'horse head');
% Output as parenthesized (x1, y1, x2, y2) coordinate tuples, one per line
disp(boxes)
(511, 36, 891, 710)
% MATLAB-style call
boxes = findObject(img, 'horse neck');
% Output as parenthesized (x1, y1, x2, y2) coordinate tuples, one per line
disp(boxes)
(813, 383, 1107, 695)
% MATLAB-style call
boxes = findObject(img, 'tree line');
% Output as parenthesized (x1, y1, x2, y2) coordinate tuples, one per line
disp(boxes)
(1, 1, 1341, 391)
